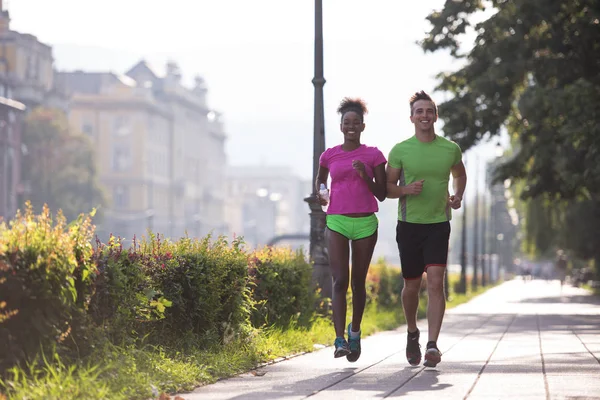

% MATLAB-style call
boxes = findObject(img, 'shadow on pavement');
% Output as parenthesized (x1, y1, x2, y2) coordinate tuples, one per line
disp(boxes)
(208, 369, 358, 400)
(385, 371, 453, 398)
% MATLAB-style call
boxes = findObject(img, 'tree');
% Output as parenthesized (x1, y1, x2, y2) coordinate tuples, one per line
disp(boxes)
(21, 108, 105, 222)
(421, 0, 600, 277)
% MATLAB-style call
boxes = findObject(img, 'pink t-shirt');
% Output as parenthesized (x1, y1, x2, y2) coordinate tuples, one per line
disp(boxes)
(319, 144, 387, 215)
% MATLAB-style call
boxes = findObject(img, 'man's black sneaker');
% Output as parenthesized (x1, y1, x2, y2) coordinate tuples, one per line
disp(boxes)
(406, 329, 421, 366)
(424, 341, 442, 367)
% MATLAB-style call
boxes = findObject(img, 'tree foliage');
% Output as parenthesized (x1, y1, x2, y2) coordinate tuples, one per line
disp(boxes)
(21, 108, 106, 222)
(422, 0, 600, 273)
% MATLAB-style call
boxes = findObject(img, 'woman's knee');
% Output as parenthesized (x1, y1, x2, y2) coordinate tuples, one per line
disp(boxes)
(332, 276, 349, 293)
(351, 278, 367, 293)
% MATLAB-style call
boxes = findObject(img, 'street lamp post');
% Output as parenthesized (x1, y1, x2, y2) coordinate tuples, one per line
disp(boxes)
(304, 0, 330, 298)
(491, 141, 504, 282)
(481, 182, 488, 287)
(458, 160, 468, 294)
(458, 195, 467, 293)
(472, 156, 479, 291)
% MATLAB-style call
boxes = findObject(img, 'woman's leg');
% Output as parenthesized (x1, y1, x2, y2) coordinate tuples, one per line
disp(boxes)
(327, 228, 350, 337)
(350, 230, 378, 332)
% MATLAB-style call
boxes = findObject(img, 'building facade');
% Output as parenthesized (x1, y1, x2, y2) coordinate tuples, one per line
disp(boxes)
(224, 166, 311, 248)
(59, 70, 173, 240)
(61, 60, 227, 241)
(0, 2, 48, 222)
(126, 61, 227, 238)
(0, 95, 25, 221)
(0, 3, 67, 111)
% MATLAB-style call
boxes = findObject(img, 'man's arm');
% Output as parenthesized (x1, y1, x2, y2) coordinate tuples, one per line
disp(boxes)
(386, 165, 404, 199)
(448, 161, 467, 209)
(386, 165, 424, 199)
(451, 161, 467, 199)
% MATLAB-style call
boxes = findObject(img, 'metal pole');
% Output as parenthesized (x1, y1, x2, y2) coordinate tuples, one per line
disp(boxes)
(481, 178, 488, 287)
(490, 190, 497, 283)
(304, 0, 330, 298)
(472, 156, 479, 291)
(458, 158, 467, 294)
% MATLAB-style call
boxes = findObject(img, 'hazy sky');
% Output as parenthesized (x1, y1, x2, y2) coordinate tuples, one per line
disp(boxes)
(10, 0, 503, 194)
(9, 0, 510, 261)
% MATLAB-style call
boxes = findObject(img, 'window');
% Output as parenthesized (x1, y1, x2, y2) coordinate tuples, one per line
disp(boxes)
(111, 144, 132, 172)
(25, 56, 34, 79)
(82, 122, 93, 136)
(113, 186, 129, 209)
(146, 150, 154, 175)
(113, 116, 131, 137)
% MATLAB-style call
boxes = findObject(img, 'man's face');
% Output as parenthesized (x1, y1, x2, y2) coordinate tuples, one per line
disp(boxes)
(410, 100, 437, 130)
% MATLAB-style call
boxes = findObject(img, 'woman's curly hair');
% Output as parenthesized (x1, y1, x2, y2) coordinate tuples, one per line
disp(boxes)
(337, 97, 368, 122)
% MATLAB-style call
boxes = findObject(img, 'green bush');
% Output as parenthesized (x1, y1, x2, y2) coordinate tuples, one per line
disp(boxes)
(249, 247, 317, 328)
(88, 235, 168, 345)
(369, 258, 403, 309)
(145, 235, 252, 345)
(0, 203, 96, 373)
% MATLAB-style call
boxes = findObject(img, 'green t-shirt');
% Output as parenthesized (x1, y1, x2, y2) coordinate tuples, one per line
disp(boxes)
(388, 135, 462, 224)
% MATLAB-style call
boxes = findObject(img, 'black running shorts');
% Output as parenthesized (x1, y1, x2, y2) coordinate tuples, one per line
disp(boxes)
(396, 221, 451, 280)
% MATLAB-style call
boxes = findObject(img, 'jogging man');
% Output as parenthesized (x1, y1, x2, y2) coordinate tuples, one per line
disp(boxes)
(386, 90, 467, 367)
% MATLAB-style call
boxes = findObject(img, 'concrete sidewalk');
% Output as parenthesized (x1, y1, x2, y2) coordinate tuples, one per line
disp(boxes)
(180, 280, 600, 399)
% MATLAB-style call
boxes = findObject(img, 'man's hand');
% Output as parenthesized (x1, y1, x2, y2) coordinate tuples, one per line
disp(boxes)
(404, 179, 424, 195)
(352, 160, 367, 179)
(448, 194, 462, 209)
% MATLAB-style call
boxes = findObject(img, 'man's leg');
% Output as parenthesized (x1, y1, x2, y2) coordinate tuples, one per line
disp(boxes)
(397, 221, 425, 366)
(424, 266, 446, 343)
(422, 221, 451, 367)
(402, 277, 423, 333)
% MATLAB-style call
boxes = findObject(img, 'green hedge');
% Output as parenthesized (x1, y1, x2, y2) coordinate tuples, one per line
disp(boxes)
(249, 247, 317, 328)
(145, 236, 251, 345)
(88, 237, 163, 345)
(368, 258, 404, 309)
(0, 204, 96, 372)
(0, 205, 405, 375)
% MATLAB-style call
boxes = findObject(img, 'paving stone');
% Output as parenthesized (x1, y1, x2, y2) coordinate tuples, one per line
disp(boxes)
(179, 280, 600, 400)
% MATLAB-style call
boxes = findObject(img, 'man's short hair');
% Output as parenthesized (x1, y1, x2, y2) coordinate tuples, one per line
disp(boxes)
(409, 90, 437, 116)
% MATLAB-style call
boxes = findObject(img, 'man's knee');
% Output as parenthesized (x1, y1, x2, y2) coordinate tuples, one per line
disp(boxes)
(425, 266, 446, 293)
(427, 280, 444, 295)
(403, 277, 422, 293)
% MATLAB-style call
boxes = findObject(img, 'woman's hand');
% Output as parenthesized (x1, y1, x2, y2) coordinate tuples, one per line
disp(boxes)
(352, 160, 367, 179)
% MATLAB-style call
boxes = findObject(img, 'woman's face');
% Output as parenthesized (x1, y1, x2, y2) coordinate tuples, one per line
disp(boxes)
(340, 111, 364, 141)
